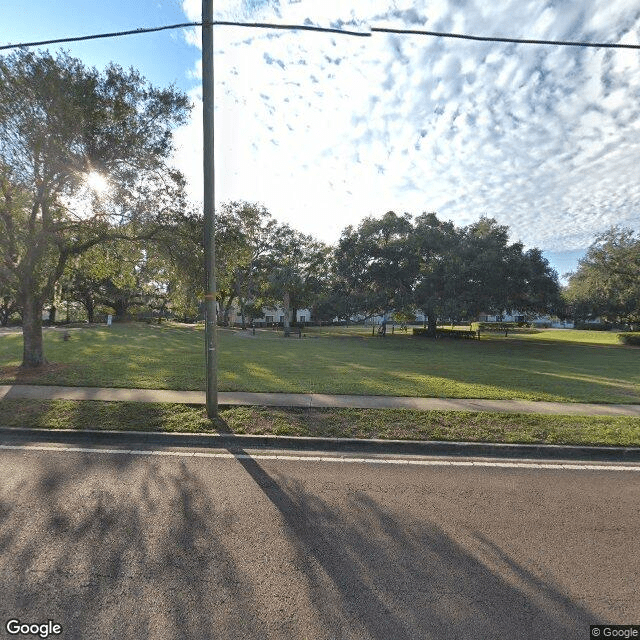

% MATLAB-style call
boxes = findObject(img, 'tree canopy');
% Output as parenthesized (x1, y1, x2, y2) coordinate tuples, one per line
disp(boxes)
(334, 212, 560, 333)
(0, 50, 573, 354)
(564, 227, 640, 326)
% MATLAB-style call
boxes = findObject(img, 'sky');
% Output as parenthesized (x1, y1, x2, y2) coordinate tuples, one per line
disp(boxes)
(2, 1, 640, 281)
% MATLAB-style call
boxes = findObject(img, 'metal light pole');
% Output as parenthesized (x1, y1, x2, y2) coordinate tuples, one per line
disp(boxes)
(202, 0, 217, 418)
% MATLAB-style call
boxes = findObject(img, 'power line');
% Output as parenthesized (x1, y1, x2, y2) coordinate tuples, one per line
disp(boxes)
(212, 21, 370, 37)
(0, 21, 367, 51)
(370, 26, 640, 49)
(2, 20, 640, 52)
(0, 23, 201, 51)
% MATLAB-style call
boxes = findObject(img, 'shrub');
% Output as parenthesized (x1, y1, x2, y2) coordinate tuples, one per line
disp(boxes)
(436, 328, 478, 339)
(574, 322, 611, 331)
(470, 322, 531, 332)
(618, 332, 640, 346)
(413, 327, 478, 339)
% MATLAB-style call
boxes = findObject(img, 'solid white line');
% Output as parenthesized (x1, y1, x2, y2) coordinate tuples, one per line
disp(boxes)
(0, 443, 639, 471)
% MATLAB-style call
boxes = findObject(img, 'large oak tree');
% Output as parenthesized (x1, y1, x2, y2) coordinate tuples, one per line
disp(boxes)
(0, 50, 189, 366)
(334, 211, 417, 333)
(334, 211, 560, 333)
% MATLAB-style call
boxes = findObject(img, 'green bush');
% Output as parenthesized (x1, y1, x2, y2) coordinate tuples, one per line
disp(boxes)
(413, 327, 478, 339)
(470, 322, 531, 332)
(617, 332, 640, 346)
(575, 322, 611, 331)
(436, 328, 478, 339)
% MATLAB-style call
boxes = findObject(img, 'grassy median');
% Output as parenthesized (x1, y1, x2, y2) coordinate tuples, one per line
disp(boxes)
(0, 399, 639, 447)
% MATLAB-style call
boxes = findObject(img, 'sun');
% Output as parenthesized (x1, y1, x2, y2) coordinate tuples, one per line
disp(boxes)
(85, 171, 109, 194)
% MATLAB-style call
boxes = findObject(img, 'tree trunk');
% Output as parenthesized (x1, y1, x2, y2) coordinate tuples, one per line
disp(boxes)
(240, 298, 246, 329)
(283, 291, 291, 337)
(48, 305, 56, 324)
(236, 273, 247, 329)
(22, 293, 46, 367)
(0, 297, 11, 327)
(113, 298, 129, 321)
(223, 297, 234, 327)
(427, 313, 437, 337)
(84, 295, 95, 324)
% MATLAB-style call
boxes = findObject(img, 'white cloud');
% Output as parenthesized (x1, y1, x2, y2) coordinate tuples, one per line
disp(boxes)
(173, 0, 640, 264)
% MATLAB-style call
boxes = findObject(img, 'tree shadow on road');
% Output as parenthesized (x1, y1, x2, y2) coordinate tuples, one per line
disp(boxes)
(0, 442, 605, 640)
(230, 449, 603, 640)
(0, 449, 267, 640)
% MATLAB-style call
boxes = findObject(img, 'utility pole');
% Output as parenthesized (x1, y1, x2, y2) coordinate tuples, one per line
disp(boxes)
(202, 0, 217, 418)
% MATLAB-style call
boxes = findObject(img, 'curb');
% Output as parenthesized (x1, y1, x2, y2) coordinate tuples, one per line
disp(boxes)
(1, 427, 639, 462)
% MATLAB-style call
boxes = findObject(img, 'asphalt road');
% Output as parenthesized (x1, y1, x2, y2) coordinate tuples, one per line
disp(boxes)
(0, 444, 638, 640)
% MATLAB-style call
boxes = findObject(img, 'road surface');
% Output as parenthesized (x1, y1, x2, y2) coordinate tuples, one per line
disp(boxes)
(0, 442, 638, 639)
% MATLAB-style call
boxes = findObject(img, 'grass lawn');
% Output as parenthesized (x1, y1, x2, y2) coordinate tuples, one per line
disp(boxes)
(494, 328, 624, 345)
(1, 399, 639, 447)
(0, 323, 638, 403)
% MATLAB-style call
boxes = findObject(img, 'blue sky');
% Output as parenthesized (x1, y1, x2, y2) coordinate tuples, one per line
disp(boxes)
(0, 1, 196, 91)
(2, 1, 640, 281)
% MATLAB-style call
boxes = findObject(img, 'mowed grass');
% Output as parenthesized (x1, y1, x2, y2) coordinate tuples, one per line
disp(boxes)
(1, 400, 639, 447)
(493, 328, 624, 345)
(0, 323, 638, 403)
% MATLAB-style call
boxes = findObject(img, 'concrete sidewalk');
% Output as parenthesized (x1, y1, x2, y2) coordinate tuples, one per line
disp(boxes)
(1, 384, 640, 416)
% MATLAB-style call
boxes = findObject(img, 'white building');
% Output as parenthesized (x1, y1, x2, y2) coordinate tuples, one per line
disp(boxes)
(225, 305, 312, 326)
(479, 311, 574, 328)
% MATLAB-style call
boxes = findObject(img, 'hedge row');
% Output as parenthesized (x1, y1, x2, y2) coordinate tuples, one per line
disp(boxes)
(574, 322, 611, 331)
(413, 327, 478, 339)
(470, 322, 531, 332)
(617, 332, 640, 346)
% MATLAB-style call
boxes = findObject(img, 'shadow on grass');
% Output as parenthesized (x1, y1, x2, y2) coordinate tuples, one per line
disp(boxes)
(2, 324, 638, 403)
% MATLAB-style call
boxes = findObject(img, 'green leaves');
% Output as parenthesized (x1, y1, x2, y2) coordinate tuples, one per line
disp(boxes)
(565, 227, 640, 325)
(334, 211, 415, 319)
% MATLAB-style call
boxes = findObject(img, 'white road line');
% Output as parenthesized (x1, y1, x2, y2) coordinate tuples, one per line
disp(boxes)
(0, 443, 639, 471)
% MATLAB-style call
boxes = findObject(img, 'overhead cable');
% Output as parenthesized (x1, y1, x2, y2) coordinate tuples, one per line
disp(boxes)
(370, 26, 640, 49)
(2, 20, 640, 52)
(0, 23, 201, 51)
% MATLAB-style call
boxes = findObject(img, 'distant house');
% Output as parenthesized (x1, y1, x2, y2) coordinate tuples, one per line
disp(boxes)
(478, 311, 574, 328)
(478, 312, 526, 323)
(530, 315, 574, 328)
(225, 305, 312, 327)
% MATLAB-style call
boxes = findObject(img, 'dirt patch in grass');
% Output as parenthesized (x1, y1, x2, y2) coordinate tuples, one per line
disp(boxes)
(0, 362, 72, 383)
